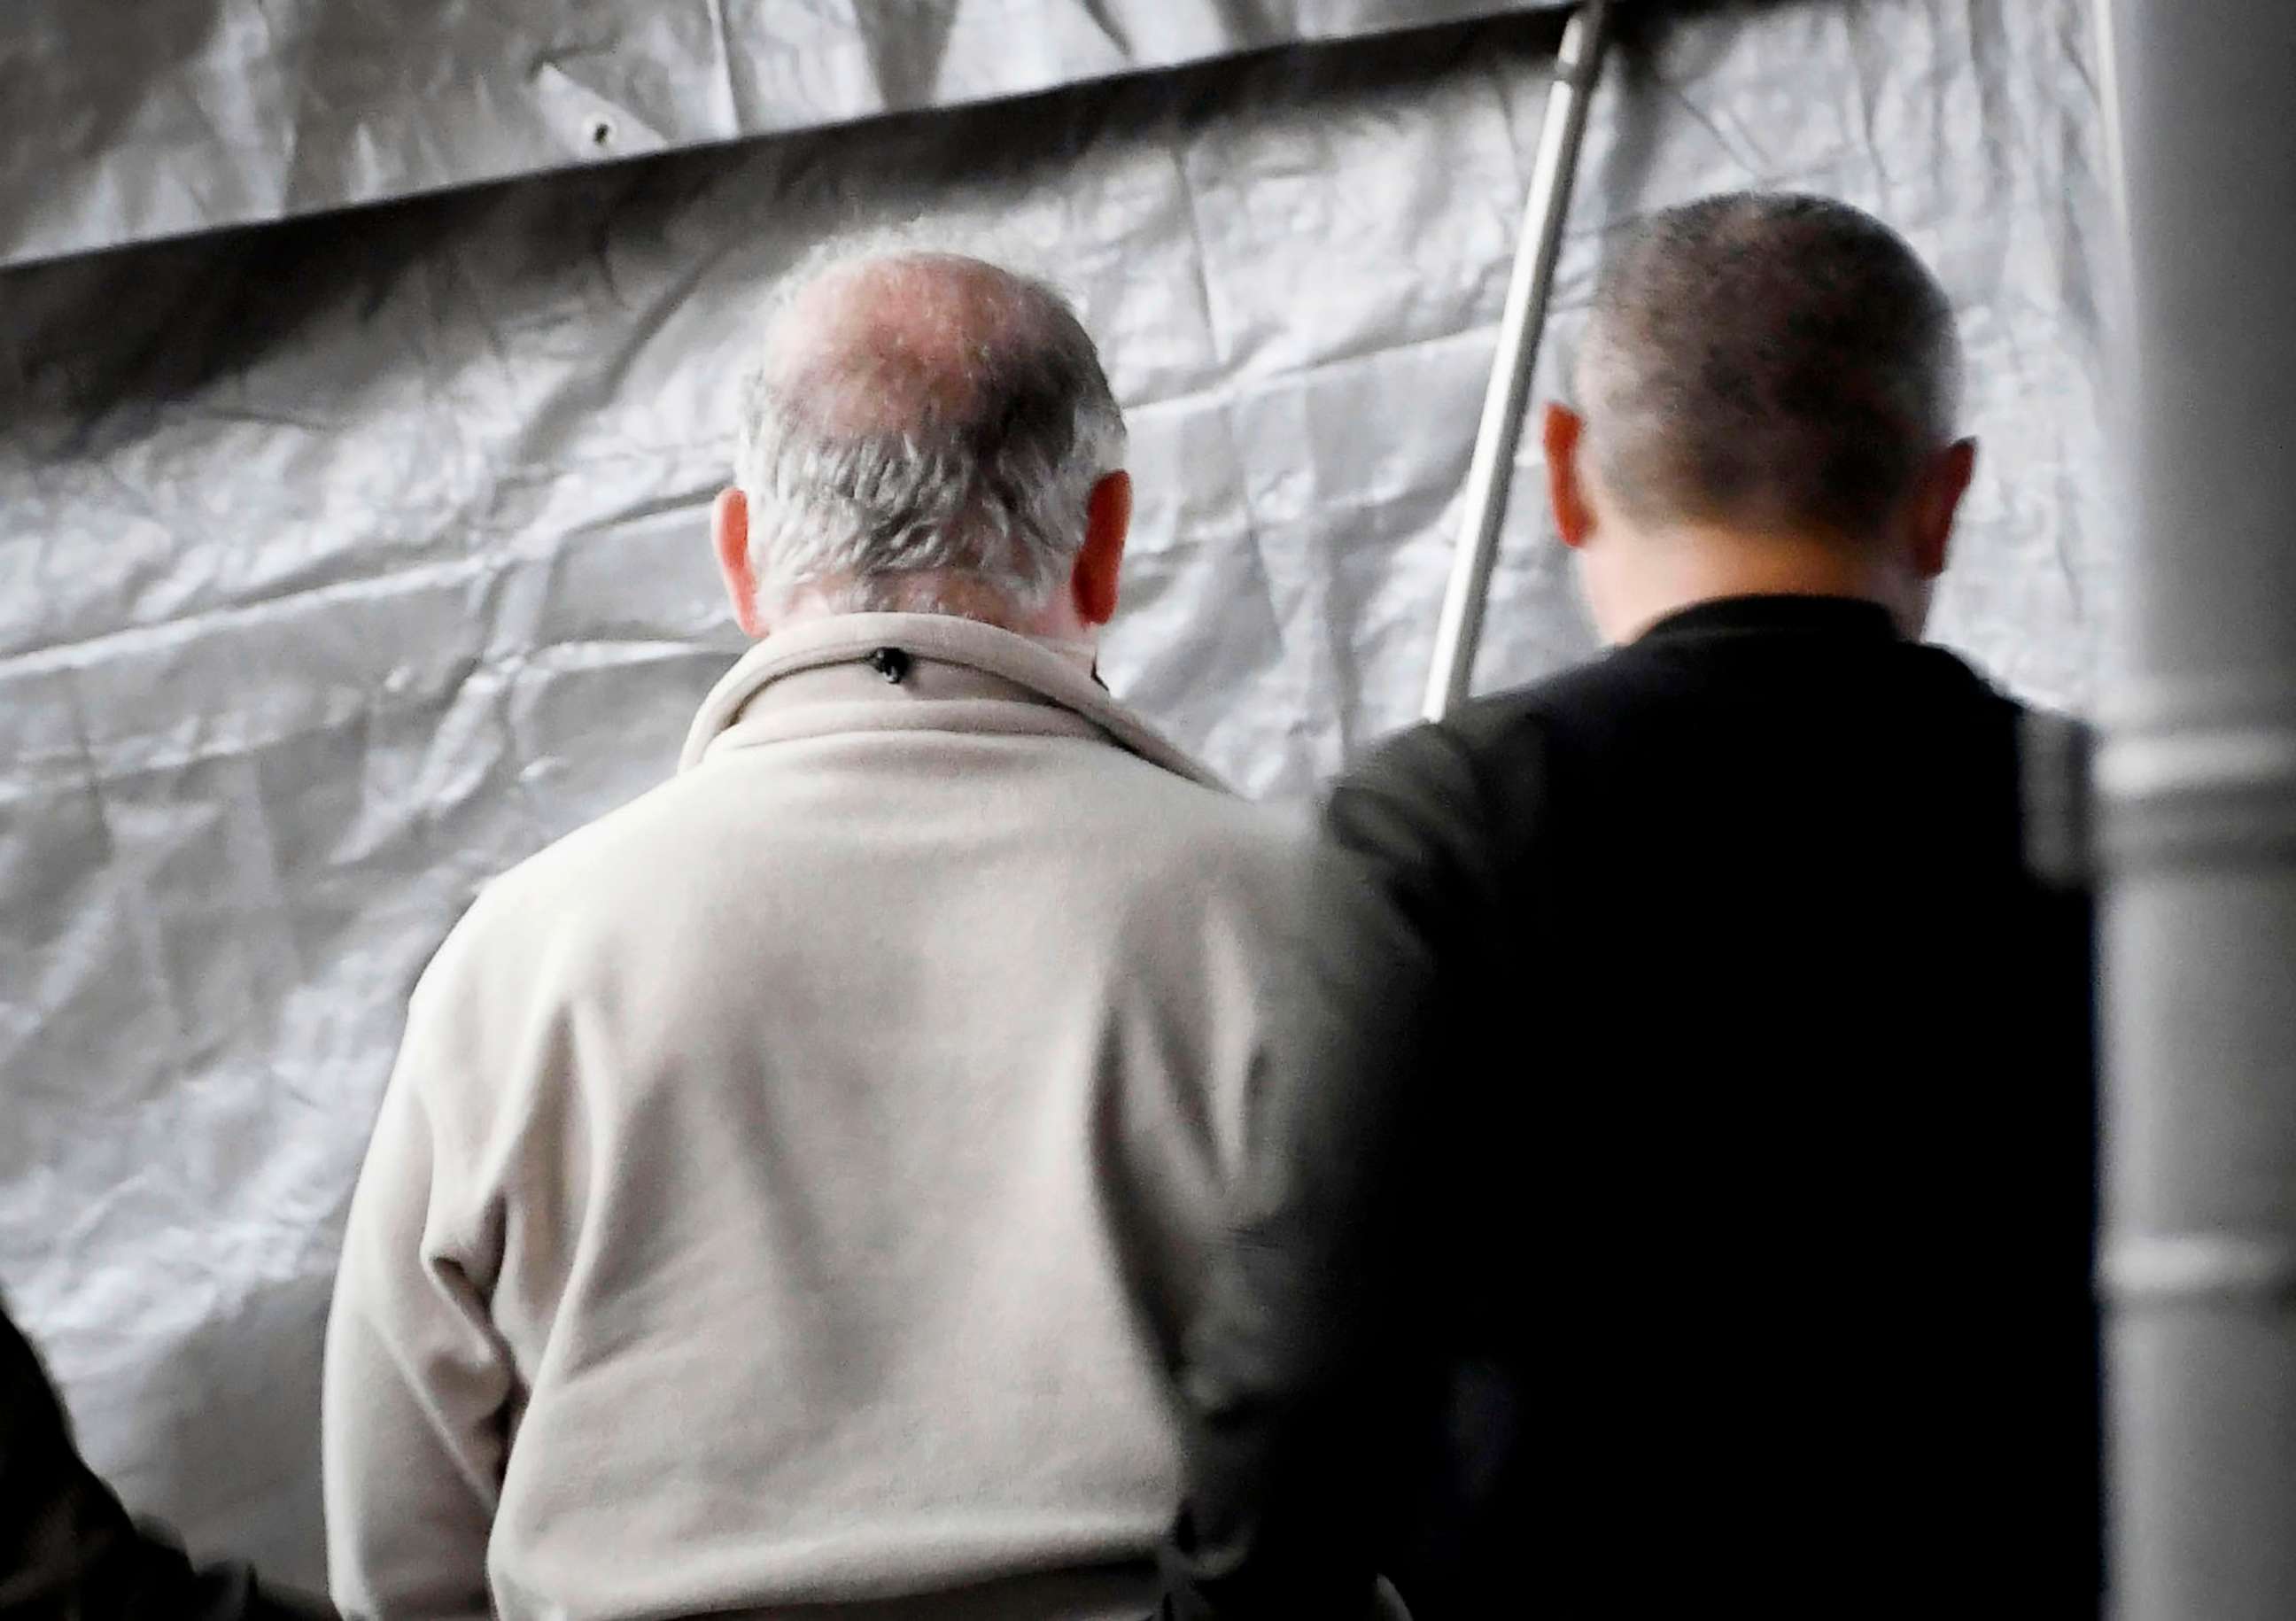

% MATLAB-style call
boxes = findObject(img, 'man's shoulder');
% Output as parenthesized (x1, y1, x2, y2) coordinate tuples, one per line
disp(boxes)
(1448, 655, 1621, 750)
(1136, 759, 1307, 847)
(443, 743, 1306, 966)
(1439, 635, 1757, 748)
(1337, 658, 1603, 806)
(1328, 631, 2022, 830)
(415, 772, 711, 991)
(1082, 751, 1316, 907)
(500, 776, 692, 899)
(1372, 647, 1633, 766)
(1431, 634, 2036, 748)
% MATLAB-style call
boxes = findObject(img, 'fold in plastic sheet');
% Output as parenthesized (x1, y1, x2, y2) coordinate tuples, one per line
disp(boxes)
(0, 0, 1563, 270)
(0, 0, 2114, 1587)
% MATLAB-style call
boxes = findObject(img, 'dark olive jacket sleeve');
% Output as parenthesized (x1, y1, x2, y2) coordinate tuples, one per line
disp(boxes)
(1, 1301, 337, 1621)
(1156, 719, 1518, 1619)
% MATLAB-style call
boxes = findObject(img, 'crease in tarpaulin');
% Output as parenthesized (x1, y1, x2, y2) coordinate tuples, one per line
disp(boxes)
(1828, 1, 1885, 169)
(700, 0, 741, 143)
(0, 551, 500, 684)
(558, 481, 721, 545)
(559, 249, 733, 421)
(1074, 0, 1138, 57)
(50, 660, 172, 1089)
(1214, 446, 1291, 731)
(223, 745, 320, 989)
(1184, 413, 1294, 720)
(857, 3, 963, 112)
(1221, 386, 1346, 781)
(1168, 130, 1234, 371)
(1482, 35, 1547, 198)
(1967, 0, 2021, 181)
(477, 542, 594, 846)
(1659, 68, 1772, 175)
(265, 0, 316, 242)
(3, 857, 129, 1089)
(0, 0, 1560, 270)
(16, 1163, 184, 1319)
(13, 616, 508, 792)
(949, 0, 1129, 102)
(1090, 273, 1524, 419)
(4, 417, 669, 683)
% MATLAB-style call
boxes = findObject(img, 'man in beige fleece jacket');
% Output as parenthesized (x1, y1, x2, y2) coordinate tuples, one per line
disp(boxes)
(322, 248, 1304, 1620)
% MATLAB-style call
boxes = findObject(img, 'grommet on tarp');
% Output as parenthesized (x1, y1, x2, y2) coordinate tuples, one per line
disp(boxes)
(866, 647, 911, 684)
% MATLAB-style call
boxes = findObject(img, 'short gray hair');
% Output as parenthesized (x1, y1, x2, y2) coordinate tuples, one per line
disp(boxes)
(1576, 192, 1963, 541)
(733, 241, 1127, 619)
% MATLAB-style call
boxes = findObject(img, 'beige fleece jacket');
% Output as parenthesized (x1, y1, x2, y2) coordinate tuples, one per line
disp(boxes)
(322, 614, 1306, 1620)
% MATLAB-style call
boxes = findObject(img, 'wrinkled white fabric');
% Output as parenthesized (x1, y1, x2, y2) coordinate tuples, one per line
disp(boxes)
(1, 2, 2115, 1587)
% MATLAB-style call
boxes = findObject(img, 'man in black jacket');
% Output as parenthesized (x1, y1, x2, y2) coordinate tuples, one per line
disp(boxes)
(1, 1299, 335, 1620)
(1156, 195, 2100, 1617)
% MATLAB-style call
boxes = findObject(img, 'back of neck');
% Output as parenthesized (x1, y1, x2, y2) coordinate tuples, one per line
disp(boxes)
(1610, 524, 1915, 642)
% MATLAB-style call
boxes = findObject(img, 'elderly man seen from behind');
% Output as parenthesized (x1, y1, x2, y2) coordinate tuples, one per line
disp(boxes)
(322, 250, 1303, 1621)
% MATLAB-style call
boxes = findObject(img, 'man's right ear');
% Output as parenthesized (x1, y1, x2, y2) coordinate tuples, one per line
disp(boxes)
(1912, 438, 1979, 581)
(1542, 404, 1594, 551)
(1072, 469, 1131, 629)
(713, 487, 767, 639)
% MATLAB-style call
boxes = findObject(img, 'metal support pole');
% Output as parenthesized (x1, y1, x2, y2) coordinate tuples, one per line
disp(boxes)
(2102, 3, 2296, 1615)
(1421, 0, 1610, 722)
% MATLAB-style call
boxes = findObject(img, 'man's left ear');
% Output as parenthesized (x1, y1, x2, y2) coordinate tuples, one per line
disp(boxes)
(1914, 438, 1979, 579)
(1073, 469, 1131, 628)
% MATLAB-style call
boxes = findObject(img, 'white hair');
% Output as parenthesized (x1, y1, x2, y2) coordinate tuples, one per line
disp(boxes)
(733, 234, 1127, 622)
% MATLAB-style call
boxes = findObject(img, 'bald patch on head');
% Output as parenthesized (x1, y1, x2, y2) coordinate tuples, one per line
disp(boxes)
(760, 252, 1036, 438)
(730, 243, 1127, 619)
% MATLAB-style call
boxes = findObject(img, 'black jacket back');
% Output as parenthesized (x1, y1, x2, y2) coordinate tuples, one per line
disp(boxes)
(1160, 595, 2101, 1617)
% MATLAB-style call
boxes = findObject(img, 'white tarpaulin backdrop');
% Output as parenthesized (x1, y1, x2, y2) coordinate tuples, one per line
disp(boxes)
(0, 0, 1552, 270)
(0, 0, 2114, 1586)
